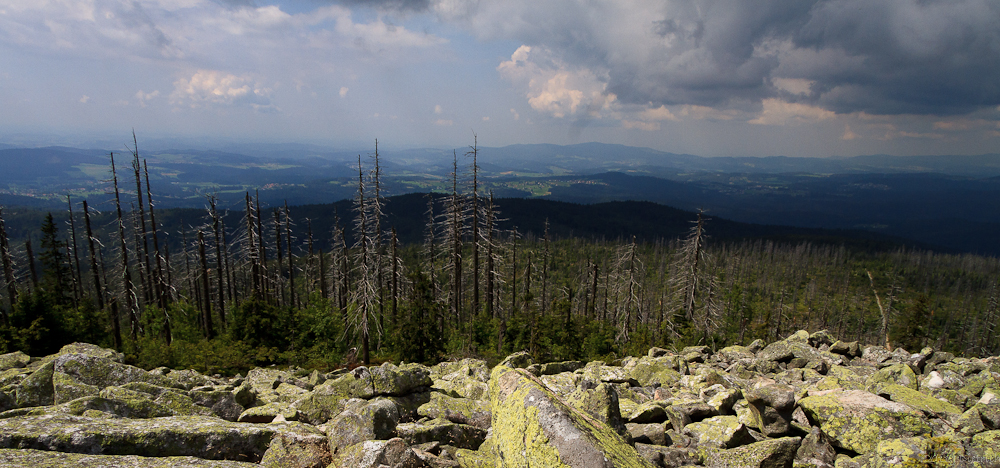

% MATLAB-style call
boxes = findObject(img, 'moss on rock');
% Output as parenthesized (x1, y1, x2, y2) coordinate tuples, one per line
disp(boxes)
(489, 361, 652, 467)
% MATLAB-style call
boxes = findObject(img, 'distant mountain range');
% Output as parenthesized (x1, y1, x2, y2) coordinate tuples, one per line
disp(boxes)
(0, 142, 997, 255)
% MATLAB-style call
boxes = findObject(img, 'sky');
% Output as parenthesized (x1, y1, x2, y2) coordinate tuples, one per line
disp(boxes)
(1, 0, 999, 157)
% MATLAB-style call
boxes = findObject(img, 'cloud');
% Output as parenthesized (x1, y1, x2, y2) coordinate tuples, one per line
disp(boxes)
(434, 119, 453, 126)
(170, 70, 274, 111)
(434, 104, 442, 114)
(841, 124, 857, 140)
(79, 95, 90, 104)
(498, 45, 616, 119)
(135, 90, 160, 108)
(749, 98, 836, 125)
(339, 87, 349, 97)
(438, 0, 1000, 117)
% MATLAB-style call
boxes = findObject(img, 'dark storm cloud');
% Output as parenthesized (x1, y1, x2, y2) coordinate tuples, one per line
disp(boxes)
(786, 0, 1000, 115)
(466, 0, 1000, 116)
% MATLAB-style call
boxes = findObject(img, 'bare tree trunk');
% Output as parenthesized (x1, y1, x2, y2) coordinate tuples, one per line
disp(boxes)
(0, 208, 18, 312)
(274, 209, 285, 307)
(210, 196, 226, 330)
(391, 227, 399, 325)
(255, 191, 268, 302)
(245, 192, 260, 298)
(467, 136, 480, 317)
(25, 240, 38, 290)
(284, 202, 295, 308)
(130, 137, 153, 307)
(111, 152, 139, 342)
(222, 218, 234, 304)
(542, 219, 550, 314)
(143, 161, 166, 311)
(867, 270, 891, 350)
(82, 201, 103, 309)
(198, 231, 214, 338)
(485, 192, 497, 319)
(67, 196, 84, 305)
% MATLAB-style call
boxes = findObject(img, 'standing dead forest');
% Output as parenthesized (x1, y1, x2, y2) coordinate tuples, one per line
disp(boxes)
(1, 138, 999, 374)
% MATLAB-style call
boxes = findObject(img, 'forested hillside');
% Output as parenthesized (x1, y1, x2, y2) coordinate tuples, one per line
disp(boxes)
(0, 143, 997, 374)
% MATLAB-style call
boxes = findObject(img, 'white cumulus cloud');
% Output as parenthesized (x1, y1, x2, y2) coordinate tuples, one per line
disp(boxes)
(170, 70, 274, 111)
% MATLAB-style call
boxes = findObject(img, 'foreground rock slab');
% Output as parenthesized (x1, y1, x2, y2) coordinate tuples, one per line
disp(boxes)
(489, 361, 653, 467)
(0, 448, 259, 467)
(0, 414, 325, 463)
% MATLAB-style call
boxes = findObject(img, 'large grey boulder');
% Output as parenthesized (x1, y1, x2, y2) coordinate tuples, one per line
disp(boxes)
(51, 353, 183, 404)
(489, 359, 652, 467)
(328, 398, 401, 453)
(0, 449, 259, 467)
(0, 351, 30, 371)
(0, 414, 321, 462)
(798, 390, 931, 455)
(702, 436, 802, 468)
(743, 379, 796, 437)
(417, 391, 491, 429)
(15, 360, 54, 408)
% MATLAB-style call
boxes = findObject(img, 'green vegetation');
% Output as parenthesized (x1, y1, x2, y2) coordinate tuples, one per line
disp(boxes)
(0, 140, 998, 375)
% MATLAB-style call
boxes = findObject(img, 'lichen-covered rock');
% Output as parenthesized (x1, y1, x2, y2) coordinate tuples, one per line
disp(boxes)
(717, 345, 755, 363)
(0, 414, 309, 462)
(328, 398, 401, 453)
(870, 383, 962, 417)
(164, 369, 215, 390)
(866, 363, 918, 391)
(291, 381, 351, 425)
(635, 443, 699, 468)
(231, 381, 255, 408)
(701, 436, 801, 468)
(540, 361, 585, 375)
(867, 436, 963, 468)
(565, 381, 630, 437)
(259, 423, 331, 468)
(57, 343, 124, 362)
(0, 351, 30, 371)
(396, 418, 485, 450)
(52, 353, 182, 397)
(189, 388, 244, 421)
(793, 426, 836, 468)
(743, 379, 796, 436)
(15, 360, 54, 408)
(453, 447, 493, 468)
(489, 360, 652, 467)
(683, 415, 753, 449)
(239, 402, 298, 423)
(335, 437, 412, 468)
(828, 341, 860, 358)
(626, 422, 667, 446)
(0, 448, 259, 467)
(969, 430, 1000, 462)
(798, 390, 931, 455)
(624, 356, 684, 388)
(417, 391, 491, 429)
(628, 402, 667, 424)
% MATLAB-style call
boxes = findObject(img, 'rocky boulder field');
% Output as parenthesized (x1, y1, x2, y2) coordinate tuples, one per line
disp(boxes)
(1, 331, 1000, 467)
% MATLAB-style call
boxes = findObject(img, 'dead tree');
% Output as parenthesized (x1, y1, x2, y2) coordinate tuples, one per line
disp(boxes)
(66, 196, 83, 304)
(0, 207, 18, 312)
(82, 201, 103, 309)
(144, 160, 167, 309)
(466, 135, 481, 316)
(130, 135, 153, 306)
(210, 196, 226, 329)
(198, 231, 215, 339)
(351, 153, 381, 366)
(284, 202, 296, 308)
(111, 152, 138, 342)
